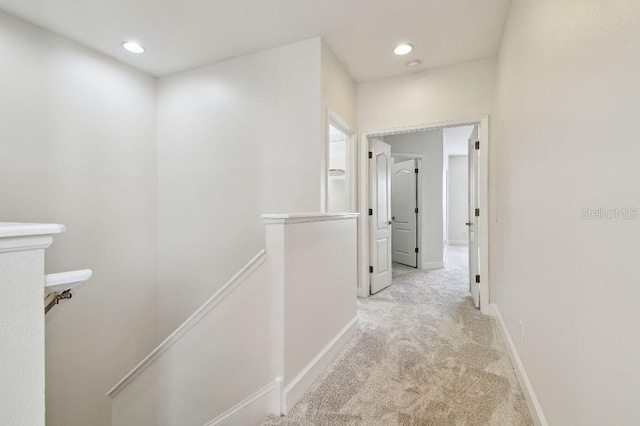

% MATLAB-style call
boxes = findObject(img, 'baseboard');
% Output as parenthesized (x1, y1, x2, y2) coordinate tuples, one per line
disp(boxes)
(490, 304, 548, 426)
(421, 261, 444, 270)
(204, 378, 281, 426)
(282, 316, 359, 414)
(449, 240, 468, 245)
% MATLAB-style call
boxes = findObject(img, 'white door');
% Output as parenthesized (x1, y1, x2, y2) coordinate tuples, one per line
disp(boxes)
(468, 126, 480, 308)
(369, 138, 392, 294)
(391, 159, 418, 267)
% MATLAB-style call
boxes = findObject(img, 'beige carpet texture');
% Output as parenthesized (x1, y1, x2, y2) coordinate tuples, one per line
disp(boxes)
(264, 246, 533, 426)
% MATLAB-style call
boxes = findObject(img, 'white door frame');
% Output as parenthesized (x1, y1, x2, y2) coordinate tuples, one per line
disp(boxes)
(325, 109, 356, 213)
(368, 138, 393, 294)
(357, 116, 490, 315)
(390, 153, 423, 270)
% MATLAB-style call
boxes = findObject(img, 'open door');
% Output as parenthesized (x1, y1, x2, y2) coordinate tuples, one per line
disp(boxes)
(391, 159, 418, 267)
(369, 138, 392, 294)
(468, 126, 480, 308)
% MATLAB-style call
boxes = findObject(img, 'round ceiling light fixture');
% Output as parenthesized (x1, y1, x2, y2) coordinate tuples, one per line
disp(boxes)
(393, 43, 413, 55)
(407, 59, 422, 68)
(122, 41, 145, 54)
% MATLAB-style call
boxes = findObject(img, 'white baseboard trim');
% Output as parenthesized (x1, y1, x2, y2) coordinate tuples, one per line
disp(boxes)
(204, 378, 282, 426)
(490, 304, 548, 426)
(282, 316, 359, 414)
(449, 240, 468, 245)
(421, 261, 444, 270)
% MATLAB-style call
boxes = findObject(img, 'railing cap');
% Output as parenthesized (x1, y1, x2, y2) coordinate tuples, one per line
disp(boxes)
(0, 222, 65, 238)
(261, 213, 359, 225)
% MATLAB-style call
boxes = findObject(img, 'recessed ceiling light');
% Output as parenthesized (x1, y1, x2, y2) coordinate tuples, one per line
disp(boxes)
(394, 43, 413, 55)
(122, 41, 145, 54)
(407, 59, 422, 68)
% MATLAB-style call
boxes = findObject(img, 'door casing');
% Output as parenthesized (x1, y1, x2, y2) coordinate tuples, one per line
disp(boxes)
(324, 109, 356, 213)
(468, 126, 480, 307)
(368, 138, 393, 294)
(357, 116, 491, 315)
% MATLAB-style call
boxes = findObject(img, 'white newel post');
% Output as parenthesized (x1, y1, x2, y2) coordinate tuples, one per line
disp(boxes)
(0, 222, 65, 426)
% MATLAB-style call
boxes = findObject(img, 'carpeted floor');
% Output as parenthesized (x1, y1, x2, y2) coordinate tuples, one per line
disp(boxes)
(264, 246, 533, 426)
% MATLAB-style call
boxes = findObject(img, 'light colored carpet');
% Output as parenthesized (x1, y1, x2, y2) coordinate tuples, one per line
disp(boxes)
(264, 246, 533, 426)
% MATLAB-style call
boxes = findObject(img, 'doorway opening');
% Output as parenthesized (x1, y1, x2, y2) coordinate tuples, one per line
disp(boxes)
(326, 111, 356, 213)
(357, 117, 489, 315)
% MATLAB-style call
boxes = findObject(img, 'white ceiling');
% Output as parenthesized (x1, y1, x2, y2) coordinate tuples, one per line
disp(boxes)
(0, 0, 511, 81)
(444, 126, 474, 156)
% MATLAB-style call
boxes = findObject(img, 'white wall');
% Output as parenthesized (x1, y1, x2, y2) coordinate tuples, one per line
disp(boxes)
(111, 253, 279, 426)
(0, 11, 159, 426)
(321, 40, 357, 133)
(265, 214, 358, 412)
(357, 58, 496, 132)
(385, 130, 444, 268)
(494, 1, 640, 424)
(112, 213, 358, 425)
(357, 57, 496, 271)
(157, 38, 324, 338)
(322, 41, 357, 212)
(448, 156, 468, 244)
(281, 218, 357, 385)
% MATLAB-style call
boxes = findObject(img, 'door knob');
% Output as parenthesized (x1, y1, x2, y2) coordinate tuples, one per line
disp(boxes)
(465, 222, 471, 226)
(388, 220, 393, 225)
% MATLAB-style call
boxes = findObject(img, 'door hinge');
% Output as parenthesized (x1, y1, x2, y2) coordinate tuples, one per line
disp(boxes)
(475, 141, 480, 150)
(368, 151, 373, 159)
(415, 168, 419, 174)
(415, 247, 419, 253)
(475, 274, 480, 283)
(368, 208, 373, 216)
(415, 207, 419, 214)
(369, 266, 374, 273)
(475, 208, 480, 217)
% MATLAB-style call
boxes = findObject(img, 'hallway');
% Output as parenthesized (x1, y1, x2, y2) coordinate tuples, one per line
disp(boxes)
(265, 245, 532, 425)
